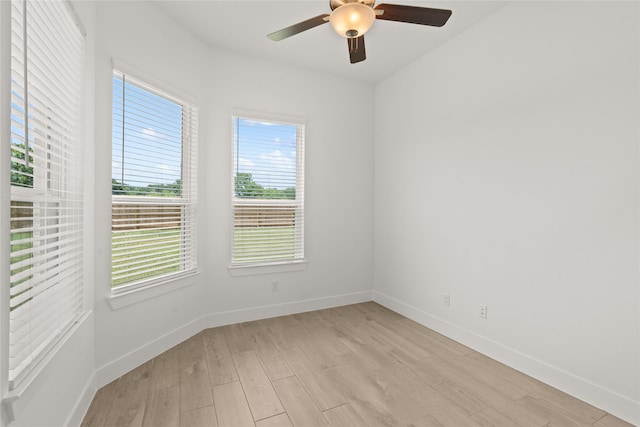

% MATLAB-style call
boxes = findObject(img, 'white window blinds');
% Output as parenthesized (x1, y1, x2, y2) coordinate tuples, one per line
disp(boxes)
(231, 115, 305, 266)
(8, 0, 85, 389)
(111, 71, 198, 291)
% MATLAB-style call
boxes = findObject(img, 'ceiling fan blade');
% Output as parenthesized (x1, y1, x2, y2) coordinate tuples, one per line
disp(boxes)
(348, 35, 366, 64)
(374, 3, 452, 27)
(267, 14, 330, 41)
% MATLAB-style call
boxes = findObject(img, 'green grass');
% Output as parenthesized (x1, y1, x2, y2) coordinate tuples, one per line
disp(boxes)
(10, 231, 32, 265)
(112, 228, 181, 287)
(111, 225, 297, 286)
(233, 226, 296, 263)
(9, 231, 33, 310)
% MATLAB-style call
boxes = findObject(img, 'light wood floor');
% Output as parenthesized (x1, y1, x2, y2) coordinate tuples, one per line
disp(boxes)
(81, 302, 633, 427)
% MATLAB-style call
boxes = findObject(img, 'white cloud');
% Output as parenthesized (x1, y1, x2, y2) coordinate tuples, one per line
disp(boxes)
(157, 164, 176, 172)
(260, 150, 295, 172)
(141, 128, 159, 139)
(242, 119, 278, 127)
(238, 157, 255, 168)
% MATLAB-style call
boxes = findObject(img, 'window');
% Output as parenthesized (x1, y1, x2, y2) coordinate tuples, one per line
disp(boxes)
(6, 0, 85, 389)
(111, 71, 197, 292)
(231, 115, 305, 267)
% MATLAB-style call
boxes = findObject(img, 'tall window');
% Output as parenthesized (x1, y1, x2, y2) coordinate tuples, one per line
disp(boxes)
(111, 71, 198, 291)
(6, 0, 85, 389)
(231, 115, 305, 266)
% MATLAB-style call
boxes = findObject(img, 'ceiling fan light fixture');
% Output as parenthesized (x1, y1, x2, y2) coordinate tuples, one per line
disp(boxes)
(329, 3, 376, 38)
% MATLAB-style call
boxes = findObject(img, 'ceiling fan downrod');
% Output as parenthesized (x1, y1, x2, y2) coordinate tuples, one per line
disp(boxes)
(330, 0, 376, 11)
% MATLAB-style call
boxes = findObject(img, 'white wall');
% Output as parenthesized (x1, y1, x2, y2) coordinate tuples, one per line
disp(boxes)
(93, 0, 374, 388)
(7, 1, 639, 425)
(373, 1, 639, 424)
(6, 1, 374, 423)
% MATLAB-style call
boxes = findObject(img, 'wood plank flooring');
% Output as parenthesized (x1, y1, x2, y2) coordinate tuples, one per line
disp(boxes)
(81, 302, 634, 427)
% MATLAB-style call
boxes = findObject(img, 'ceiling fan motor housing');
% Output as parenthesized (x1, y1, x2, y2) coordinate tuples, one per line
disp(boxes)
(330, 0, 375, 11)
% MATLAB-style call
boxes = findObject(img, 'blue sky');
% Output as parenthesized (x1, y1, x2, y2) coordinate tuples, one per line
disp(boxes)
(112, 76, 183, 188)
(234, 117, 298, 190)
(112, 75, 299, 191)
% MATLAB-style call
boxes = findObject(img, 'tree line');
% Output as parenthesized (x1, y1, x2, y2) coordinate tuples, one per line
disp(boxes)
(111, 173, 295, 200)
(112, 178, 181, 196)
(11, 145, 34, 187)
(235, 173, 295, 200)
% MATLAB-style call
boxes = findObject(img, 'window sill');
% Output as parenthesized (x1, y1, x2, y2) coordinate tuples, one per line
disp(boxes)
(1, 311, 92, 424)
(228, 260, 307, 277)
(108, 271, 201, 310)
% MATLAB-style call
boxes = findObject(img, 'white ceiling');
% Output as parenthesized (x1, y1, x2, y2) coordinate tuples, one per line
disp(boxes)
(152, 0, 507, 83)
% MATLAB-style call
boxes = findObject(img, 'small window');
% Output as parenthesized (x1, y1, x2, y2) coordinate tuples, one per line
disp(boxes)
(111, 71, 198, 292)
(231, 115, 305, 267)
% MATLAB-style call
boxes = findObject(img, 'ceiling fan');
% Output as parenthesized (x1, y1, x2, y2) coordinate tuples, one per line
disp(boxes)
(267, 0, 452, 64)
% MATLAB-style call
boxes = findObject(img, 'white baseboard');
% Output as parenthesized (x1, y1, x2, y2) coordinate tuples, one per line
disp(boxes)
(95, 290, 372, 389)
(199, 290, 372, 329)
(95, 314, 206, 388)
(65, 371, 97, 427)
(90, 289, 638, 425)
(372, 290, 640, 426)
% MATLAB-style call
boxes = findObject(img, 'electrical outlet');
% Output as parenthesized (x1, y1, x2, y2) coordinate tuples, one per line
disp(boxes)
(480, 304, 488, 319)
(271, 280, 279, 292)
(442, 293, 451, 307)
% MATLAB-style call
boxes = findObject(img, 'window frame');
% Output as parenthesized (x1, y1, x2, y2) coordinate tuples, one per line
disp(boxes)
(3, 0, 86, 392)
(229, 112, 306, 274)
(110, 68, 198, 295)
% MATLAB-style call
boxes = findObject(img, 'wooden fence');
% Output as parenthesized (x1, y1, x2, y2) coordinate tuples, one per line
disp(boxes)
(112, 204, 182, 231)
(111, 203, 296, 230)
(10, 202, 32, 230)
(234, 205, 296, 228)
